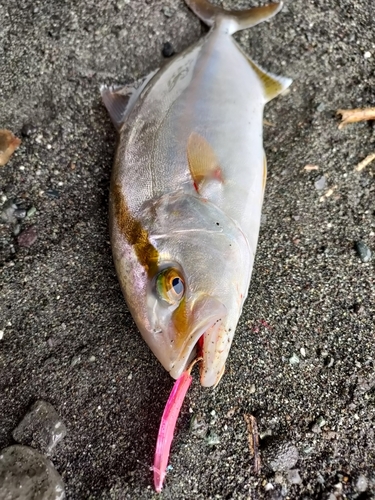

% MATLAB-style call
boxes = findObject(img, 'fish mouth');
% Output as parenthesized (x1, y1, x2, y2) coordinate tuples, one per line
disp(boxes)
(169, 297, 228, 387)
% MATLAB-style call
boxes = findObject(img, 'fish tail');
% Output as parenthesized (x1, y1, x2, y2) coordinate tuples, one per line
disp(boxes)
(185, 0, 283, 34)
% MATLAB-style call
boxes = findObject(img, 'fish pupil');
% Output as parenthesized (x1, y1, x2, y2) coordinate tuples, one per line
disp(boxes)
(172, 277, 183, 295)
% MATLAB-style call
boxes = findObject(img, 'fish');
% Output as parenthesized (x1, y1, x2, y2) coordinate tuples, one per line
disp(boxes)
(101, 0, 292, 388)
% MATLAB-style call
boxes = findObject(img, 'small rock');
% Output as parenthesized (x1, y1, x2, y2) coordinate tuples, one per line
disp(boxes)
(26, 206, 37, 218)
(352, 303, 364, 314)
(316, 102, 326, 112)
(1, 199, 18, 223)
(355, 241, 372, 263)
(162, 41, 175, 58)
(190, 414, 208, 438)
(12, 400, 67, 455)
(46, 189, 60, 199)
(205, 430, 220, 446)
(21, 123, 36, 137)
(70, 355, 81, 367)
(14, 207, 27, 219)
(0, 445, 65, 499)
(266, 442, 299, 472)
(314, 175, 326, 191)
(17, 226, 38, 247)
(289, 353, 300, 365)
(356, 474, 368, 492)
(312, 416, 326, 433)
(287, 469, 302, 485)
(162, 6, 174, 17)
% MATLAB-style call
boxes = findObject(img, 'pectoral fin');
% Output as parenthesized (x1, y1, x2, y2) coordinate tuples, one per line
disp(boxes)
(187, 132, 223, 192)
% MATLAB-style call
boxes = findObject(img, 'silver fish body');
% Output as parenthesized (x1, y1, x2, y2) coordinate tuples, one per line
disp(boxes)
(102, 0, 292, 387)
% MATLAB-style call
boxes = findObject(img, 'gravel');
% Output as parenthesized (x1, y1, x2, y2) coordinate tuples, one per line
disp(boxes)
(1, 0, 375, 498)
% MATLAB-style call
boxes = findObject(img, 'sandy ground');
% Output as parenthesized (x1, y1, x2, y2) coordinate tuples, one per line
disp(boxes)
(1, 0, 374, 498)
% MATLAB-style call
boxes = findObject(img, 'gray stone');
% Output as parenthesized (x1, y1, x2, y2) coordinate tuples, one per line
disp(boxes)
(356, 474, 368, 492)
(314, 175, 326, 191)
(0, 445, 65, 500)
(355, 241, 372, 263)
(266, 442, 299, 472)
(12, 401, 66, 455)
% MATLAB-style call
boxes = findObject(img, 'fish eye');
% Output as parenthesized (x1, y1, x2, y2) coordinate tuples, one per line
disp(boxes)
(156, 268, 185, 305)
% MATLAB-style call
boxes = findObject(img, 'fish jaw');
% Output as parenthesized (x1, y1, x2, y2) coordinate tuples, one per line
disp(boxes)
(167, 296, 228, 382)
(200, 319, 230, 387)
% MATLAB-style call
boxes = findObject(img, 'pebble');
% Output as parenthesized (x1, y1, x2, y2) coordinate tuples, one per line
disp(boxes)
(162, 41, 175, 58)
(289, 353, 300, 365)
(21, 123, 36, 137)
(26, 206, 37, 218)
(355, 241, 372, 263)
(265, 442, 299, 472)
(46, 189, 60, 199)
(1, 200, 18, 224)
(0, 445, 65, 500)
(287, 469, 302, 485)
(190, 414, 208, 438)
(17, 226, 38, 247)
(356, 474, 368, 492)
(70, 355, 81, 367)
(162, 6, 174, 17)
(14, 208, 27, 219)
(12, 400, 67, 455)
(316, 102, 326, 112)
(314, 175, 327, 191)
(205, 430, 220, 446)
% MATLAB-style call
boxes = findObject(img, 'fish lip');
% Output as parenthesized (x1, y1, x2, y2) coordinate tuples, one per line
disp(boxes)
(168, 318, 219, 379)
(199, 319, 227, 387)
(168, 296, 227, 380)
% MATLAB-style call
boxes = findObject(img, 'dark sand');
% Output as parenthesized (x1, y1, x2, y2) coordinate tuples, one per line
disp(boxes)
(1, 0, 374, 498)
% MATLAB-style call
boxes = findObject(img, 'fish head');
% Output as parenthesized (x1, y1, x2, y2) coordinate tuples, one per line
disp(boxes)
(113, 191, 252, 387)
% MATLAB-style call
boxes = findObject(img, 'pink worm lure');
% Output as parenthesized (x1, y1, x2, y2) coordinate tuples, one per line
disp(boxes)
(153, 359, 201, 492)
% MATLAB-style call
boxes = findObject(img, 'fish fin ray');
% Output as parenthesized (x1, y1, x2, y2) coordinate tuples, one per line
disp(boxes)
(101, 69, 159, 130)
(185, 0, 283, 34)
(187, 132, 223, 191)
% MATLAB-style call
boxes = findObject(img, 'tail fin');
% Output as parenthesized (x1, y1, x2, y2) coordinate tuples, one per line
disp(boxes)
(185, 0, 283, 34)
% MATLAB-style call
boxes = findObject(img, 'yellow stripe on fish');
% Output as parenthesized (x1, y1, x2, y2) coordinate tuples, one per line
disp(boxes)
(112, 182, 158, 276)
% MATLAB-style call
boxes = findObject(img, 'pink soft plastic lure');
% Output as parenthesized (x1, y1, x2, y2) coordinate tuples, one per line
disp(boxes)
(153, 359, 201, 492)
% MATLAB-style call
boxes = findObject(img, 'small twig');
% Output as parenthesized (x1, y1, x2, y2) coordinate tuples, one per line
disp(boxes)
(337, 107, 375, 129)
(319, 185, 338, 202)
(355, 152, 375, 172)
(244, 414, 261, 474)
(303, 164, 319, 172)
(263, 119, 275, 127)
